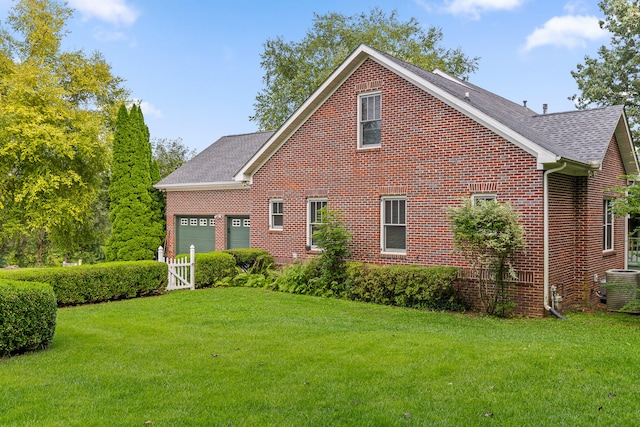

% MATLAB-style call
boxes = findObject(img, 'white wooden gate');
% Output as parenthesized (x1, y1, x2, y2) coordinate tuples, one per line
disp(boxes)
(158, 245, 195, 291)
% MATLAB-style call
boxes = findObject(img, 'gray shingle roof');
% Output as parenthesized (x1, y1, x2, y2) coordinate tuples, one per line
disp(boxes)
(155, 131, 274, 187)
(376, 48, 626, 165)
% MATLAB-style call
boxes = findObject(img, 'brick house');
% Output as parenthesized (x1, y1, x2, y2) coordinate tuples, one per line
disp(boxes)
(155, 131, 273, 254)
(158, 45, 637, 317)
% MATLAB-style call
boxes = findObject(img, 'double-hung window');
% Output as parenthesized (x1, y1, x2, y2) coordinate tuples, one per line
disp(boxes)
(359, 92, 381, 147)
(382, 197, 406, 253)
(603, 199, 614, 251)
(269, 199, 283, 230)
(307, 199, 327, 249)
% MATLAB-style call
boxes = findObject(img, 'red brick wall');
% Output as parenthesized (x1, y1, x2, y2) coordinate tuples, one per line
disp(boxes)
(571, 136, 627, 308)
(250, 58, 546, 316)
(164, 188, 250, 257)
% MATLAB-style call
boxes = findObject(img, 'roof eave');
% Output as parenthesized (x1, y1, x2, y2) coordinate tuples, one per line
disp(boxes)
(154, 181, 247, 192)
(615, 110, 639, 176)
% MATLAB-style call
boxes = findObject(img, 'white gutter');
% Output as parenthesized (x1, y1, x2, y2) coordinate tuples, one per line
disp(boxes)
(153, 181, 247, 191)
(543, 162, 567, 312)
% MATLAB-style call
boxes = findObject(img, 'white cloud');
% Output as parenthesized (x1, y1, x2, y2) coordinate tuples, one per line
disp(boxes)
(138, 101, 164, 119)
(563, 0, 590, 15)
(68, 0, 139, 26)
(523, 15, 607, 51)
(442, 0, 526, 19)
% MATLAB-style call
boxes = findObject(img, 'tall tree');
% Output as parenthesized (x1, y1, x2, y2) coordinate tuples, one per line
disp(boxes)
(151, 137, 197, 179)
(571, 0, 640, 143)
(251, 8, 479, 130)
(106, 104, 164, 261)
(0, 0, 128, 265)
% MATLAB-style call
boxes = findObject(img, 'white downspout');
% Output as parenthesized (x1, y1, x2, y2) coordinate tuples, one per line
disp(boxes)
(543, 162, 567, 313)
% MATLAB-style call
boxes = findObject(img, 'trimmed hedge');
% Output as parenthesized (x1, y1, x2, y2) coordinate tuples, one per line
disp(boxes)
(272, 260, 463, 311)
(0, 261, 167, 306)
(0, 280, 57, 356)
(224, 248, 274, 274)
(345, 263, 463, 310)
(177, 252, 237, 288)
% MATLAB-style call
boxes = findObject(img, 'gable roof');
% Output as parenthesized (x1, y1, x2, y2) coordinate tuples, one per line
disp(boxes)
(155, 131, 274, 191)
(235, 44, 637, 181)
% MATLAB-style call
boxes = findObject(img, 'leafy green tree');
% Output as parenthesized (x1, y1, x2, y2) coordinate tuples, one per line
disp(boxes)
(106, 104, 164, 261)
(571, 0, 640, 143)
(0, 0, 128, 266)
(152, 137, 197, 179)
(449, 200, 525, 317)
(252, 7, 479, 130)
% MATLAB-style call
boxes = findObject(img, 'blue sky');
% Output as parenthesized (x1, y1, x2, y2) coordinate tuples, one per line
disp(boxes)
(0, 0, 611, 153)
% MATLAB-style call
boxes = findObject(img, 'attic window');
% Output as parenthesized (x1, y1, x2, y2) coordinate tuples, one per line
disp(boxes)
(358, 92, 381, 148)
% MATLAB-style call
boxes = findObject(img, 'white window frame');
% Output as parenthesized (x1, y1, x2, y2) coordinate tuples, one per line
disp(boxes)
(231, 218, 241, 227)
(180, 218, 188, 226)
(381, 197, 407, 254)
(269, 199, 283, 230)
(603, 199, 614, 252)
(190, 218, 198, 226)
(307, 198, 328, 249)
(243, 219, 251, 228)
(358, 91, 381, 149)
(471, 193, 497, 206)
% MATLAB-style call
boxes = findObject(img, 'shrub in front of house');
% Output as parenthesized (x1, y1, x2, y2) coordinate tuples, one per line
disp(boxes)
(177, 252, 237, 288)
(269, 259, 463, 311)
(344, 263, 463, 311)
(224, 248, 274, 274)
(0, 261, 166, 306)
(270, 258, 325, 296)
(0, 280, 57, 356)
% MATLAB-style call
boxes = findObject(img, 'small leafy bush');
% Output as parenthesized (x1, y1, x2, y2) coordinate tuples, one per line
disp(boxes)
(449, 199, 525, 317)
(177, 252, 237, 288)
(312, 207, 352, 295)
(0, 280, 57, 356)
(345, 263, 463, 311)
(0, 261, 166, 306)
(224, 249, 274, 274)
(271, 259, 322, 295)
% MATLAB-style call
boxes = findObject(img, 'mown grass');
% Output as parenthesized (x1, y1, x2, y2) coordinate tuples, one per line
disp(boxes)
(1, 287, 639, 426)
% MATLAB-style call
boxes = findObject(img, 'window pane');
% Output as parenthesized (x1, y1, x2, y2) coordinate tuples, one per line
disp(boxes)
(273, 215, 283, 227)
(386, 225, 406, 250)
(311, 224, 321, 246)
(399, 199, 405, 224)
(362, 120, 381, 145)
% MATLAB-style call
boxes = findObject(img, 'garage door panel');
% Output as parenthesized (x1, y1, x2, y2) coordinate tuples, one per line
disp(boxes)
(176, 216, 215, 255)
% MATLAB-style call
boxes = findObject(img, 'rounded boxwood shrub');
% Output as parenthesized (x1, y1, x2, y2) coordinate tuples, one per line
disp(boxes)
(224, 248, 274, 274)
(0, 280, 57, 356)
(178, 252, 238, 288)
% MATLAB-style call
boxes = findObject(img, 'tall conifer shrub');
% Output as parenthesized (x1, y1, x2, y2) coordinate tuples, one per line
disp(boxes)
(106, 105, 164, 261)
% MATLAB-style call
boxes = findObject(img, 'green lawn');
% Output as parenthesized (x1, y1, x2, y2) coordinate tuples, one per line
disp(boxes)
(1, 287, 639, 426)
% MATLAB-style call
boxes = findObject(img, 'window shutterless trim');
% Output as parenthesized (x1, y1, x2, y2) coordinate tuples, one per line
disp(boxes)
(603, 199, 614, 252)
(307, 198, 327, 249)
(269, 199, 283, 230)
(381, 196, 406, 254)
(471, 193, 497, 206)
(357, 91, 382, 149)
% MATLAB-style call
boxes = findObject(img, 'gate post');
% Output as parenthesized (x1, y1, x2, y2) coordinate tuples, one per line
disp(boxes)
(158, 246, 165, 263)
(189, 244, 195, 290)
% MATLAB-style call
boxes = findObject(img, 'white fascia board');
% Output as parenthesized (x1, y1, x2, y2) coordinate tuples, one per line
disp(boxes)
(154, 181, 247, 192)
(616, 111, 639, 175)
